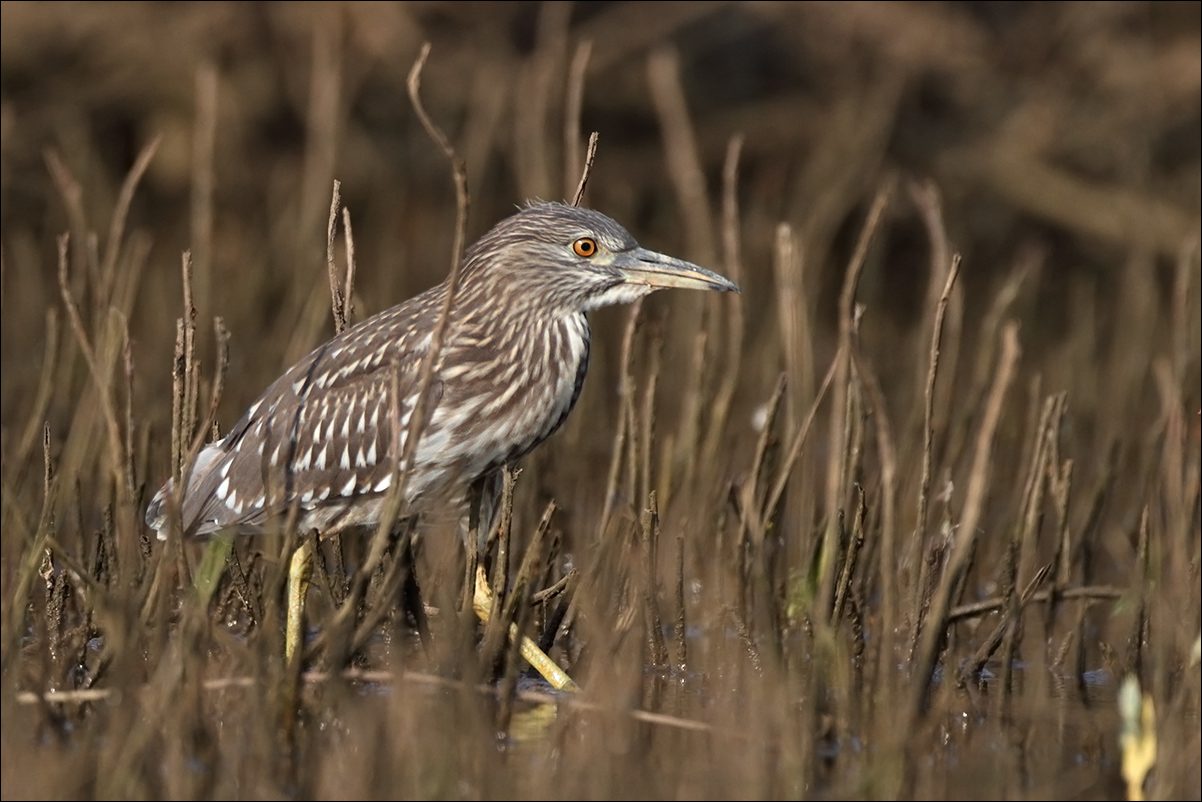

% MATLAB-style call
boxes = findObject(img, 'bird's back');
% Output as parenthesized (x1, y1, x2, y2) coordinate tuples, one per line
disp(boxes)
(146, 200, 737, 538)
(146, 266, 591, 536)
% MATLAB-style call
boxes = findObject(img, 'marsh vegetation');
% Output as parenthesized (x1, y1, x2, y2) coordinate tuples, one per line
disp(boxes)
(1, 3, 1199, 799)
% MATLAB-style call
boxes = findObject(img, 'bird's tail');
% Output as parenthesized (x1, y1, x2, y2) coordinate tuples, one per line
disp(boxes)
(144, 443, 223, 538)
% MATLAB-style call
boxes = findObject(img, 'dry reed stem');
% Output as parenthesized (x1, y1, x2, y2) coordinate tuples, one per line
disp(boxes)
(640, 329, 662, 509)
(599, 299, 644, 538)
(173, 251, 197, 492)
(341, 207, 357, 323)
(991, 393, 1061, 708)
(906, 321, 1021, 730)
(46, 139, 158, 555)
(5, 6, 1196, 797)
(947, 584, 1123, 622)
(733, 371, 787, 622)
(945, 247, 1037, 467)
(831, 485, 866, 626)
(647, 45, 723, 507)
(908, 180, 953, 416)
(912, 254, 962, 577)
(571, 132, 599, 208)
(699, 135, 746, 471)
(481, 467, 519, 670)
(772, 222, 811, 442)
(848, 332, 899, 666)
(641, 491, 668, 669)
(496, 498, 561, 720)
(819, 181, 892, 622)
(325, 180, 349, 335)
(674, 527, 687, 669)
(1, 426, 58, 668)
(365, 42, 470, 577)
(97, 137, 160, 318)
(345, 524, 419, 660)
(763, 357, 840, 544)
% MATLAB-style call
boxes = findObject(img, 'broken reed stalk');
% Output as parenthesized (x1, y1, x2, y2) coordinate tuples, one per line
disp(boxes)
(773, 222, 812, 442)
(906, 321, 1021, 727)
(848, 336, 898, 660)
(480, 467, 519, 670)
(641, 491, 668, 669)
(362, 42, 470, 579)
(599, 299, 644, 538)
(820, 181, 892, 624)
(910, 255, 962, 632)
(325, 179, 349, 335)
(494, 498, 560, 725)
(699, 135, 746, 472)
(640, 325, 662, 510)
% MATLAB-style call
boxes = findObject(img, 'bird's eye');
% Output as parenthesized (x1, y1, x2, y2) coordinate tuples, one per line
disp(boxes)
(572, 237, 597, 258)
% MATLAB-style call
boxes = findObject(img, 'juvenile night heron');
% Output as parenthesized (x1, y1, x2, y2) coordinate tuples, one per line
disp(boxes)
(145, 201, 739, 681)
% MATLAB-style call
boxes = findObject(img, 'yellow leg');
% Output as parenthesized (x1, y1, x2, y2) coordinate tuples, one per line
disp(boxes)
(285, 540, 314, 662)
(286, 541, 576, 693)
(472, 565, 579, 692)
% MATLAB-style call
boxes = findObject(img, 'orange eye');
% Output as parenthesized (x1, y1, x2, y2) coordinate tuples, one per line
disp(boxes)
(572, 237, 597, 258)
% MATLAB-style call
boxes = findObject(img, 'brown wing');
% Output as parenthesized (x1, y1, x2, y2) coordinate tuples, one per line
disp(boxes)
(175, 292, 445, 534)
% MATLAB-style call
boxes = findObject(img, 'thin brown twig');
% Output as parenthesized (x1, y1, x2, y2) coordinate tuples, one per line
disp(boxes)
(14, 666, 747, 739)
(571, 132, 599, 208)
(908, 179, 958, 438)
(913, 254, 962, 549)
(909, 254, 962, 645)
(179, 251, 198, 485)
(948, 584, 1125, 622)
(326, 180, 348, 335)
(341, 206, 357, 325)
(762, 353, 840, 533)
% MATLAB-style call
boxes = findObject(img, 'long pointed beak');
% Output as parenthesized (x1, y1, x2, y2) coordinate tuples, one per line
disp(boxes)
(616, 248, 740, 293)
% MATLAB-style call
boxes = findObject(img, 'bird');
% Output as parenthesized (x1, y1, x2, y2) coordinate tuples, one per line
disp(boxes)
(144, 200, 739, 682)
(146, 201, 738, 538)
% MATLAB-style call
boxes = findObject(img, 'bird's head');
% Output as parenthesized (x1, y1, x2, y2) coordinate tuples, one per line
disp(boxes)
(459, 202, 740, 313)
